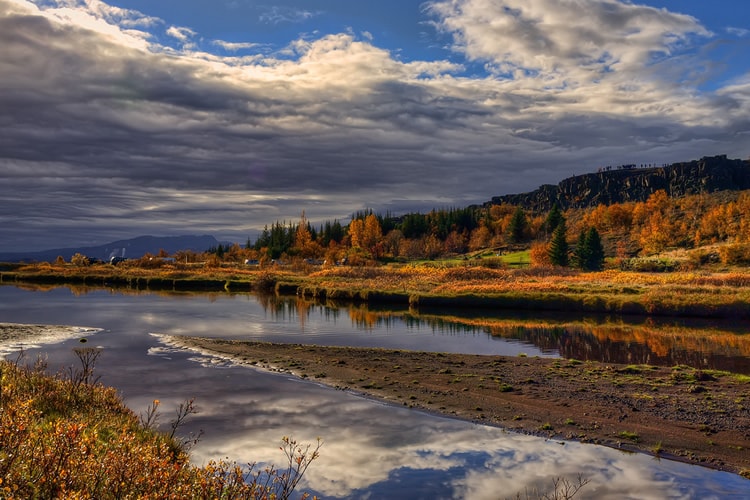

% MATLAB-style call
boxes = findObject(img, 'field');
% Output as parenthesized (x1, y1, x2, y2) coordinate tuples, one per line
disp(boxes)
(3, 260, 750, 319)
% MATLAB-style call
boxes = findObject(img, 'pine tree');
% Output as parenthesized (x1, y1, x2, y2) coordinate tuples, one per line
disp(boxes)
(507, 206, 528, 243)
(548, 221, 569, 267)
(544, 204, 564, 235)
(585, 227, 605, 271)
(573, 230, 590, 270)
(574, 227, 605, 271)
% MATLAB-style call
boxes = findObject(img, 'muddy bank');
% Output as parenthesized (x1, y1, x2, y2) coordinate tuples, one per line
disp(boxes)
(0, 323, 100, 356)
(160, 336, 750, 478)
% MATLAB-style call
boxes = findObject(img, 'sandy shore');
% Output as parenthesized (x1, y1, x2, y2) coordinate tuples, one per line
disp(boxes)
(158, 335, 750, 478)
(0, 323, 100, 356)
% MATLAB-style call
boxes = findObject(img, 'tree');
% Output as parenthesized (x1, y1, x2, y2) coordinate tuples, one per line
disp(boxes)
(573, 230, 590, 270)
(362, 214, 383, 254)
(294, 212, 313, 252)
(585, 227, 605, 270)
(548, 222, 569, 267)
(507, 206, 528, 243)
(468, 224, 492, 252)
(348, 218, 365, 249)
(544, 204, 564, 235)
(574, 227, 605, 271)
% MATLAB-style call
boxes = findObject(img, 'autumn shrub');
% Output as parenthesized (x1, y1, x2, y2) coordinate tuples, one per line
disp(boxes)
(0, 354, 320, 499)
(442, 266, 507, 282)
(529, 241, 551, 267)
(620, 257, 679, 273)
(718, 243, 750, 265)
(70, 253, 91, 267)
(472, 256, 507, 269)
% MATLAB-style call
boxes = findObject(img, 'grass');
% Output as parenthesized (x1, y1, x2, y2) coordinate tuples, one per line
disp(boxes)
(0, 353, 320, 499)
(499, 250, 531, 268)
(618, 431, 640, 442)
(6, 260, 750, 319)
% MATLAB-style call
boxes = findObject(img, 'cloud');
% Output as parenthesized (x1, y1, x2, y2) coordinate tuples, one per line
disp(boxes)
(151, 336, 726, 499)
(166, 25, 196, 43)
(727, 27, 750, 38)
(0, 0, 749, 251)
(212, 39, 260, 52)
(427, 0, 711, 77)
(259, 6, 317, 25)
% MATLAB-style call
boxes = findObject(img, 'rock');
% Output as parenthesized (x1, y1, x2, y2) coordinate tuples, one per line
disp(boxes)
(489, 155, 750, 211)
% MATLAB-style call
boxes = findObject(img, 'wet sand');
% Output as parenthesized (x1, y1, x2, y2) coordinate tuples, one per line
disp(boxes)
(0, 323, 99, 356)
(159, 335, 750, 478)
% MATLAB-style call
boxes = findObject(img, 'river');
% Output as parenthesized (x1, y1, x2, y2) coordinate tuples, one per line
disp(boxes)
(1, 284, 747, 499)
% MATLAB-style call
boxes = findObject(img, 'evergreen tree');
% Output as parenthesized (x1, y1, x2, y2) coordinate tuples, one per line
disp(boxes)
(574, 227, 605, 271)
(548, 221, 569, 267)
(573, 230, 590, 270)
(507, 206, 528, 243)
(544, 204, 564, 235)
(584, 227, 605, 271)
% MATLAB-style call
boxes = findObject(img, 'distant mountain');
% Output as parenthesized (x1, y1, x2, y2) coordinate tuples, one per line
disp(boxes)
(0, 235, 225, 263)
(489, 154, 750, 212)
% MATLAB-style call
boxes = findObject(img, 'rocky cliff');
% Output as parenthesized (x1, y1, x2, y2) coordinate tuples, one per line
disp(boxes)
(490, 155, 750, 212)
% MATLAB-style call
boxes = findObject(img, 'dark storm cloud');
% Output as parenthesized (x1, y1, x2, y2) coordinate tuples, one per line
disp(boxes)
(0, 0, 749, 251)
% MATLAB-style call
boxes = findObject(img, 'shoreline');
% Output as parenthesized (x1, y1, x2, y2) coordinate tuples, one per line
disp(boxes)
(0, 323, 100, 356)
(160, 335, 750, 478)
(5, 270, 750, 320)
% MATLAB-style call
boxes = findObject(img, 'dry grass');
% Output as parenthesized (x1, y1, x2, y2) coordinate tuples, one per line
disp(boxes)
(0, 353, 320, 499)
(5, 261, 750, 318)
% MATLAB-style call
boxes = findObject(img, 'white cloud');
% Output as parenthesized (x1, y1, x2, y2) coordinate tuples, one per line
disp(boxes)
(166, 25, 196, 43)
(259, 6, 317, 25)
(727, 26, 750, 38)
(212, 39, 260, 52)
(428, 0, 710, 78)
(0, 0, 748, 251)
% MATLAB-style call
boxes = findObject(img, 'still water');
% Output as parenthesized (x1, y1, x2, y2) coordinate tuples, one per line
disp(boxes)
(1, 285, 748, 499)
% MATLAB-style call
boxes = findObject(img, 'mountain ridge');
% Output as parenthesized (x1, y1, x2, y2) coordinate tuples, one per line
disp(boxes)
(0, 235, 225, 263)
(488, 154, 750, 212)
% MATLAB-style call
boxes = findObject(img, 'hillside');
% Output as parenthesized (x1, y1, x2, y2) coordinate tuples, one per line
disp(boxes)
(490, 155, 750, 211)
(0, 235, 224, 263)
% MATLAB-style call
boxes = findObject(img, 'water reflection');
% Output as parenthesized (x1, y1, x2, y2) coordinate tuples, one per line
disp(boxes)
(256, 294, 750, 373)
(152, 347, 746, 500)
(1, 285, 748, 498)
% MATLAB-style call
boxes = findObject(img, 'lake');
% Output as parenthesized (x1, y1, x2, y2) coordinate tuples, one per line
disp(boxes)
(1, 284, 748, 499)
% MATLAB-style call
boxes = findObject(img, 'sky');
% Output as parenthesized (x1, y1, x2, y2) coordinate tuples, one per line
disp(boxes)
(1, 0, 749, 252)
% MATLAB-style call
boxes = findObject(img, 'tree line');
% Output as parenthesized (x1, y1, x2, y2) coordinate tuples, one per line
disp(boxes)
(95, 188, 745, 270)
(244, 189, 749, 268)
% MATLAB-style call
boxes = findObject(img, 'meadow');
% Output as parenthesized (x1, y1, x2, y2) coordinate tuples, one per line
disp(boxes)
(3, 259, 750, 319)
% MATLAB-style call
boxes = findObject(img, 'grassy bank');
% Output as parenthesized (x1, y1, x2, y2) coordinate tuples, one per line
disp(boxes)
(0, 350, 319, 499)
(3, 262, 750, 318)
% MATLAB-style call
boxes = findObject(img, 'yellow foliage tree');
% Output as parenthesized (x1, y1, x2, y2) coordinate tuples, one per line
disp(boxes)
(362, 214, 383, 254)
(348, 218, 364, 249)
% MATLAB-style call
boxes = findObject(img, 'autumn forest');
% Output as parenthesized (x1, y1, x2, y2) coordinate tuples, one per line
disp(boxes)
(214, 187, 750, 271)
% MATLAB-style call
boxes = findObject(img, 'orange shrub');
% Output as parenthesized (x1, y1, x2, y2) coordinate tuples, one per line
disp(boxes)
(529, 241, 551, 267)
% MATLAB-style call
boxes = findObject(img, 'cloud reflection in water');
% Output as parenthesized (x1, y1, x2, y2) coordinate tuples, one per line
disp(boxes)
(158, 345, 742, 500)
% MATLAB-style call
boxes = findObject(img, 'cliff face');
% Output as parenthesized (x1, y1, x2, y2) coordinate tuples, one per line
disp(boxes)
(490, 155, 750, 212)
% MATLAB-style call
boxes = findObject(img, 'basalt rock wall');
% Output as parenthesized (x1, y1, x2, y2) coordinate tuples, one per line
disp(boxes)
(490, 155, 750, 212)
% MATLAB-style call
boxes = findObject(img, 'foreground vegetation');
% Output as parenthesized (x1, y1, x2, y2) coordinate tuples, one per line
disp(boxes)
(0, 349, 320, 499)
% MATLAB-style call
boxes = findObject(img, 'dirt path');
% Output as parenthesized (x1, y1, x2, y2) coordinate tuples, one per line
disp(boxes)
(161, 336, 750, 478)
